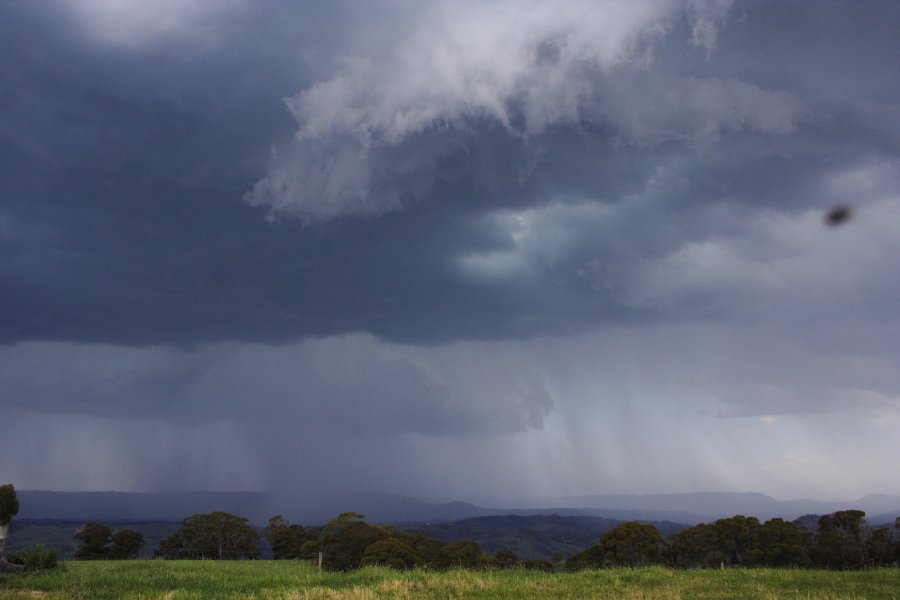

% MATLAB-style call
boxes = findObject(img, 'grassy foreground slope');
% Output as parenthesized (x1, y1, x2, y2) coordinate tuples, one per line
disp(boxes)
(2, 562, 900, 599)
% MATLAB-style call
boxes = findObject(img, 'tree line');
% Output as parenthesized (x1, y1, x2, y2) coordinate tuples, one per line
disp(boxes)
(154, 511, 504, 570)
(72, 523, 146, 560)
(567, 511, 900, 570)
(149, 509, 900, 570)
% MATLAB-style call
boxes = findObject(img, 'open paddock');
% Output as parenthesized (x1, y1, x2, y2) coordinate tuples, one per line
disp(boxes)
(2, 561, 900, 599)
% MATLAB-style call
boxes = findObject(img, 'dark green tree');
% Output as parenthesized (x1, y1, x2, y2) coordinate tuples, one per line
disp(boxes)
(436, 540, 493, 568)
(319, 519, 388, 570)
(324, 512, 366, 536)
(361, 539, 422, 568)
(266, 515, 316, 560)
(712, 515, 761, 566)
(398, 532, 447, 568)
(667, 523, 723, 568)
(0, 484, 19, 527)
(811, 510, 866, 569)
(754, 518, 810, 567)
(156, 512, 260, 559)
(896, 517, 900, 562)
(155, 531, 186, 559)
(0, 484, 21, 569)
(74, 522, 113, 559)
(565, 544, 605, 570)
(110, 529, 145, 560)
(597, 521, 665, 567)
(864, 528, 894, 566)
(494, 548, 518, 567)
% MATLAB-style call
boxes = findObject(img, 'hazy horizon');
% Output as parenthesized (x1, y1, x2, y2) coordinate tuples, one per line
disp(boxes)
(2, 1, 899, 505)
(13, 488, 900, 530)
(14, 487, 900, 506)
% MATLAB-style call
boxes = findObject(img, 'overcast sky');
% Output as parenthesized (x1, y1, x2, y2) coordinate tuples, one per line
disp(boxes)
(1, 0, 898, 508)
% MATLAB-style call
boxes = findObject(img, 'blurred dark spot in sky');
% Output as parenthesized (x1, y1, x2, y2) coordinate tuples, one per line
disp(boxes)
(825, 205, 851, 227)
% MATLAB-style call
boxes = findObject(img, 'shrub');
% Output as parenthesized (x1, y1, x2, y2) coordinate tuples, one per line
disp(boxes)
(521, 559, 555, 571)
(7, 545, 59, 571)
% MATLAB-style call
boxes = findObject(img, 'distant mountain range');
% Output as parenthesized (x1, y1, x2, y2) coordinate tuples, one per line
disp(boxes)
(541, 492, 900, 524)
(404, 514, 689, 560)
(14, 490, 900, 527)
(15, 491, 271, 524)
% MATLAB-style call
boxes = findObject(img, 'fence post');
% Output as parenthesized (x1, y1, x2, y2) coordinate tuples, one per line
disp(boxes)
(318, 552, 323, 572)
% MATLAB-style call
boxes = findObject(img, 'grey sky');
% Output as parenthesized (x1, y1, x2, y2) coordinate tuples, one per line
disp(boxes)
(1, 0, 898, 509)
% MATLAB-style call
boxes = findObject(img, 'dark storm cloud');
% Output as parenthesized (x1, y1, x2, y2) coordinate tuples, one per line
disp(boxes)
(3, 0, 899, 502)
(1, 0, 898, 349)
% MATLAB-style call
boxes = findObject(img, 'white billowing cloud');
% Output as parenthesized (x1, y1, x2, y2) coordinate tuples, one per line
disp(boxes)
(289, 1, 673, 142)
(63, 0, 245, 47)
(687, 0, 733, 54)
(822, 158, 900, 200)
(456, 152, 900, 332)
(243, 0, 809, 221)
(599, 75, 800, 147)
(626, 179, 900, 318)
(458, 202, 614, 282)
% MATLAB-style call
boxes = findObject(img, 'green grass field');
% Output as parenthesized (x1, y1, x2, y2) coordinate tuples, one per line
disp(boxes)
(2, 562, 899, 599)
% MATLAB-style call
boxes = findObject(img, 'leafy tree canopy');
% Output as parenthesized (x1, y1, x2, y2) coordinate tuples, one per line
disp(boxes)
(156, 511, 260, 560)
(74, 522, 112, 560)
(494, 548, 518, 566)
(712, 515, 761, 566)
(598, 522, 665, 567)
(265, 515, 318, 560)
(754, 518, 810, 567)
(812, 510, 867, 569)
(110, 529, 145, 560)
(324, 512, 366, 536)
(0, 484, 19, 526)
(319, 520, 388, 570)
(361, 539, 422, 569)
(668, 523, 722, 568)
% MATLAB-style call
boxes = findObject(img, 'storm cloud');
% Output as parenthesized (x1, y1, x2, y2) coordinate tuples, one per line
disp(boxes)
(1, 0, 899, 508)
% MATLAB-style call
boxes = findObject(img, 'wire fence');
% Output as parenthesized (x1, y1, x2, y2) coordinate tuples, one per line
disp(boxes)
(49, 548, 900, 572)
(129, 547, 564, 571)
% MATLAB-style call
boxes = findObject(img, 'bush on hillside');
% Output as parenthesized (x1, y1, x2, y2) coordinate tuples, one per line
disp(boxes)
(7, 545, 59, 571)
